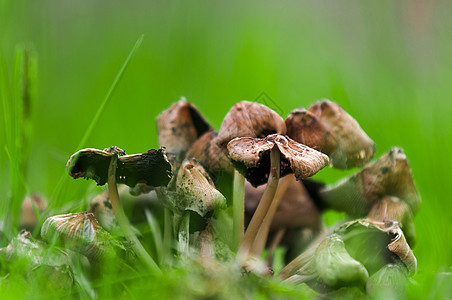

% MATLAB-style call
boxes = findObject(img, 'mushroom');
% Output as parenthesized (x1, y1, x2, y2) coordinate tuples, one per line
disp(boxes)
(280, 219, 416, 292)
(318, 147, 420, 219)
(157, 98, 212, 159)
(228, 134, 329, 259)
(20, 194, 47, 231)
(41, 212, 115, 261)
(67, 146, 172, 271)
(285, 99, 375, 169)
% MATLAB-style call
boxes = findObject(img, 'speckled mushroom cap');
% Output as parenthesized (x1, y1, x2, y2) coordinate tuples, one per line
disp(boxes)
(157, 99, 212, 157)
(67, 147, 172, 188)
(227, 134, 329, 187)
(176, 159, 226, 217)
(216, 101, 287, 149)
(286, 99, 375, 169)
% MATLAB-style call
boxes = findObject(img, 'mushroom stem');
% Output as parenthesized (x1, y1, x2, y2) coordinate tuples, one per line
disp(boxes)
(238, 146, 280, 260)
(107, 155, 160, 273)
(177, 212, 190, 254)
(265, 228, 286, 266)
(162, 207, 173, 266)
(232, 170, 245, 251)
(250, 174, 293, 257)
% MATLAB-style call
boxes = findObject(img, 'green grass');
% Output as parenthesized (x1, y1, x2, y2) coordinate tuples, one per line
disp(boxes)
(1, 0, 452, 299)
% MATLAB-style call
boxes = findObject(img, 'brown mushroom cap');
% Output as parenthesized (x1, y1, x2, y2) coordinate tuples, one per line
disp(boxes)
(286, 99, 375, 169)
(216, 101, 287, 149)
(227, 134, 329, 187)
(185, 130, 234, 177)
(157, 99, 212, 157)
(319, 147, 421, 215)
(67, 147, 172, 188)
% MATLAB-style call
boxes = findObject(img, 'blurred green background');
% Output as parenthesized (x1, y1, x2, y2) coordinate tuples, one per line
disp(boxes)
(1, 0, 451, 297)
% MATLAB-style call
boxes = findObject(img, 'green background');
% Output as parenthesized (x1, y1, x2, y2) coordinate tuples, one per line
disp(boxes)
(1, 0, 451, 298)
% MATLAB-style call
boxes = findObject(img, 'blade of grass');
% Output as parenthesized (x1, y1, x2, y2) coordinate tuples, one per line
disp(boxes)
(1, 46, 36, 236)
(144, 208, 163, 263)
(49, 34, 144, 210)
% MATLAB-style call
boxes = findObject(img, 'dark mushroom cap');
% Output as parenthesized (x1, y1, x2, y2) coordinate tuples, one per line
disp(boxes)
(216, 101, 287, 149)
(227, 134, 329, 187)
(157, 99, 212, 157)
(67, 147, 172, 188)
(286, 99, 375, 169)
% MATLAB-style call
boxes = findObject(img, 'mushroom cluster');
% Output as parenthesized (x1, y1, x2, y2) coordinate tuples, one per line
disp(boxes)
(5, 98, 420, 298)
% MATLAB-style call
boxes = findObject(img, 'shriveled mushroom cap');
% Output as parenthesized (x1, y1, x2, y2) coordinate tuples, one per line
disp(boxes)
(228, 134, 329, 187)
(319, 147, 421, 215)
(157, 99, 212, 157)
(176, 159, 226, 217)
(216, 101, 287, 149)
(67, 147, 172, 188)
(336, 219, 417, 275)
(41, 212, 115, 260)
(286, 100, 375, 169)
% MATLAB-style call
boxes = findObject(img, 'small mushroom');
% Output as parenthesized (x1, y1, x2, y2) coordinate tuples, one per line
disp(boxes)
(318, 147, 421, 216)
(176, 159, 226, 217)
(336, 219, 417, 275)
(280, 219, 416, 292)
(280, 234, 369, 292)
(228, 134, 328, 259)
(67, 146, 169, 271)
(20, 194, 47, 231)
(41, 212, 114, 261)
(286, 99, 375, 169)
(157, 99, 212, 158)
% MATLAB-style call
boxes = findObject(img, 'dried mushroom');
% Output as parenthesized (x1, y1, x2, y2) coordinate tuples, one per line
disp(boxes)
(157, 99, 212, 158)
(286, 99, 375, 169)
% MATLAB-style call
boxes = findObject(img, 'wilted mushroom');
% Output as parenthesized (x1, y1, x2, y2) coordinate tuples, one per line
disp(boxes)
(318, 147, 421, 217)
(228, 134, 329, 259)
(285, 99, 375, 169)
(157, 99, 212, 158)
(67, 146, 171, 271)
(41, 212, 115, 261)
(280, 219, 416, 292)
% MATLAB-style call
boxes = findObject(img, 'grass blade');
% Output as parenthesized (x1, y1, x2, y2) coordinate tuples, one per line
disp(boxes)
(50, 34, 145, 209)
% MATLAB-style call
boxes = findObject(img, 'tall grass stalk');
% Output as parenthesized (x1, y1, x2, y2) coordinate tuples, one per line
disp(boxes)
(0, 46, 36, 237)
(50, 34, 144, 210)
